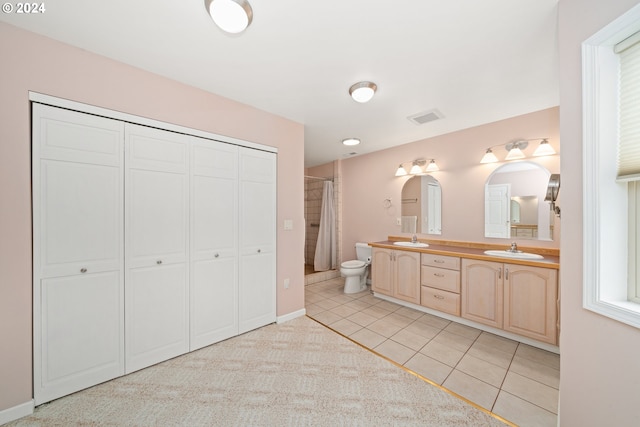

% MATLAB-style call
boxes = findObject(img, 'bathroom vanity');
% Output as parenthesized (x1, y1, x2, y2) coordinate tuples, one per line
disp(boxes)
(370, 238, 559, 349)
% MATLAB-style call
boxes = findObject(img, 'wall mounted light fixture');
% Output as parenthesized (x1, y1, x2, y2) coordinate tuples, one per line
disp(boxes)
(395, 158, 439, 176)
(205, 0, 253, 34)
(480, 138, 556, 164)
(349, 81, 377, 103)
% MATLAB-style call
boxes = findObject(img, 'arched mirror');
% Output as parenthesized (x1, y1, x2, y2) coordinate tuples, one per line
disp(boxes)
(401, 175, 442, 235)
(485, 161, 554, 241)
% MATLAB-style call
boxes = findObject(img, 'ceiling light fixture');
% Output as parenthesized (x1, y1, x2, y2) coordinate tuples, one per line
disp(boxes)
(349, 81, 377, 103)
(205, 0, 253, 34)
(480, 138, 555, 163)
(342, 138, 361, 146)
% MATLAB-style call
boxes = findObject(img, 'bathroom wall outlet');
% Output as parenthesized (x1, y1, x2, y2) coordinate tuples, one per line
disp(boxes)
(284, 278, 290, 289)
(396, 218, 402, 226)
(284, 219, 293, 230)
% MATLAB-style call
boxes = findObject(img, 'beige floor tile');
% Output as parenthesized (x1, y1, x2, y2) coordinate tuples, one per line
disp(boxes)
(374, 300, 401, 312)
(304, 303, 324, 316)
(367, 319, 404, 338)
(515, 344, 560, 370)
(349, 327, 386, 349)
(467, 341, 515, 369)
(419, 340, 465, 367)
(493, 391, 558, 427)
(510, 355, 560, 389)
(374, 339, 416, 365)
(329, 304, 358, 318)
(432, 330, 475, 352)
(312, 310, 343, 325)
(329, 294, 356, 304)
(382, 312, 414, 328)
(475, 332, 519, 355)
(361, 305, 392, 319)
(404, 321, 442, 340)
(404, 353, 453, 385)
(414, 313, 451, 329)
(456, 354, 508, 387)
(342, 299, 372, 311)
(389, 328, 431, 351)
(442, 370, 500, 411)
(395, 306, 424, 320)
(356, 293, 380, 305)
(304, 292, 325, 304)
(444, 322, 482, 340)
(315, 298, 342, 310)
(501, 371, 559, 414)
(330, 318, 363, 336)
(346, 311, 378, 327)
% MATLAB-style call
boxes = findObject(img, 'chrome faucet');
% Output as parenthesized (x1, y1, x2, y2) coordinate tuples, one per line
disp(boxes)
(507, 242, 521, 253)
(411, 234, 418, 243)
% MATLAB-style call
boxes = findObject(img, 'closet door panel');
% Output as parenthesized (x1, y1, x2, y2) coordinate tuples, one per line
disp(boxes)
(125, 124, 189, 373)
(190, 140, 239, 350)
(32, 104, 124, 405)
(38, 272, 123, 404)
(239, 251, 276, 333)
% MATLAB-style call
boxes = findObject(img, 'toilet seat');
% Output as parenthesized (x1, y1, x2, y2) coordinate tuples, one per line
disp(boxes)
(341, 260, 366, 269)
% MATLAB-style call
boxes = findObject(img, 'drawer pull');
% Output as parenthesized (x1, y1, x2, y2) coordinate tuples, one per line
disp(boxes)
(80, 268, 87, 273)
(433, 294, 445, 300)
(434, 273, 445, 277)
(214, 253, 219, 258)
(433, 259, 445, 264)
(157, 260, 163, 265)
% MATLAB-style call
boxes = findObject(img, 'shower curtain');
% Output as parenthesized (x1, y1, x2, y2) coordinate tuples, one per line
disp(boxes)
(314, 181, 336, 271)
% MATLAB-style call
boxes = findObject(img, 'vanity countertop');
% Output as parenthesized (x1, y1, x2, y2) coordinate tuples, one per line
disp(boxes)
(369, 239, 560, 269)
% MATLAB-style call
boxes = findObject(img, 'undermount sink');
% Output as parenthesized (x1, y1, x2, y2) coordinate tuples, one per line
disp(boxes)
(483, 250, 544, 260)
(393, 241, 429, 248)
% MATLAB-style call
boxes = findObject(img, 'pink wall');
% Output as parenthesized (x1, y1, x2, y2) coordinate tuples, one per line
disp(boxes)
(340, 107, 560, 260)
(0, 22, 304, 413)
(558, 1, 640, 425)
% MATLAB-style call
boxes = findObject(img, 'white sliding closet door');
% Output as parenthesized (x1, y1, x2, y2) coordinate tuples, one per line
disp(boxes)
(125, 124, 189, 373)
(190, 138, 239, 350)
(32, 104, 124, 405)
(238, 148, 277, 333)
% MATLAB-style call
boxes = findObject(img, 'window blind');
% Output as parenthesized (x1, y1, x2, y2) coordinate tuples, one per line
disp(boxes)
(616, 31, 640, 181)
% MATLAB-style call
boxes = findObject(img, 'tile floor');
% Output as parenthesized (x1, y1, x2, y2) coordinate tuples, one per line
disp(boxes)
(305, 277, 560, 427)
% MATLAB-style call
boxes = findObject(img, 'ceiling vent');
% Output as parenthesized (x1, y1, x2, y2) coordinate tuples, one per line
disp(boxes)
(407, 109, 444, 125)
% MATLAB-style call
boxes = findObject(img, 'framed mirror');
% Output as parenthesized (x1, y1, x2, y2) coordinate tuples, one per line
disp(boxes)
(485, 161, 554, 241)
(401, 175, 442, 235)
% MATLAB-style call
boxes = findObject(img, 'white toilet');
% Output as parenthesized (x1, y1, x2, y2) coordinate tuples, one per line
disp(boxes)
(340, 242, 372, 294)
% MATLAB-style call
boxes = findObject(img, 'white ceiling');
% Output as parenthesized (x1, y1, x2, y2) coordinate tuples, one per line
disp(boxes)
(1, 0, 560, 167)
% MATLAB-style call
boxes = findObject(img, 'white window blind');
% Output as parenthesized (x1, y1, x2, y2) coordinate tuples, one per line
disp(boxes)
(616, 31, 640, 181)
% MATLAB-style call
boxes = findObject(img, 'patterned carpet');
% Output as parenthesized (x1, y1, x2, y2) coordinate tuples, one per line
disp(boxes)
(8, 316, 508, 426)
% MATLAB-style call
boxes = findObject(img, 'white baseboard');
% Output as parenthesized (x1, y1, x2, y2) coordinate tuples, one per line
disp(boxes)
(0, 400, 34, 425)
(276, 308, 306, 323)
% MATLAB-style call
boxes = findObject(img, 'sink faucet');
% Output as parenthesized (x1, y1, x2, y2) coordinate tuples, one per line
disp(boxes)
(411, 234, 418, 243)
(507, 242, 521, 253)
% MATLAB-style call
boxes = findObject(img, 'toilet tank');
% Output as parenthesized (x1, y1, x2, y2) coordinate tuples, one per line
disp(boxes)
(355, 242, 372, 261)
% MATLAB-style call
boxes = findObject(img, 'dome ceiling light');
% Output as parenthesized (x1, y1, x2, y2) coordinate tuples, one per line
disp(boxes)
(205, 0, 253, 34)
(349, 81, 377, 103)
(342, 138, 361, 146)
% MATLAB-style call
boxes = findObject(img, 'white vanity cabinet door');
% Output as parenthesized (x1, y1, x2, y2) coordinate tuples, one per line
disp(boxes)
(190, 138, 239, 350)
(238, 147, 277, 334)
(32, 104, 124, 405)
(125, 124, 189, 373)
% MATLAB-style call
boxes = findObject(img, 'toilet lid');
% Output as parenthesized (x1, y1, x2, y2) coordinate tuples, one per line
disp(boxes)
(341, 260, 366, 269)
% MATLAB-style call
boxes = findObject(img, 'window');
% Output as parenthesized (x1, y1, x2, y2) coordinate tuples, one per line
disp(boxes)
(583, 3, 640, 328)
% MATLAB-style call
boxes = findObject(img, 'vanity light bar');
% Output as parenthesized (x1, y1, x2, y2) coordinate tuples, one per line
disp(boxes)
(481, 138, 556, 163)
(395, 158, 439, 176)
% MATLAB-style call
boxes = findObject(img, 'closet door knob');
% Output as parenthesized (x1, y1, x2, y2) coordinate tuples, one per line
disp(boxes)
(157, 260, 163, 265)
(257, 249, 261, 253)
(80, 268, 87, 273)
(214, 253, 219, 258)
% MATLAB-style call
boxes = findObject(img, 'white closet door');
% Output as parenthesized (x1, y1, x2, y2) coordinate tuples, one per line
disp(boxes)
(125, 124, 189, 373)
(32, 104, 124, 405)
(238, 148, 277, 333)
(190, 138, 239, 350)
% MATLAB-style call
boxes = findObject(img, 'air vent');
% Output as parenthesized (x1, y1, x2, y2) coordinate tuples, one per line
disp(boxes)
(407, 109, 444, 125)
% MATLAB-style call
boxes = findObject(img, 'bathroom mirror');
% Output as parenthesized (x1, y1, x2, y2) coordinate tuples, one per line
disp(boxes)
(485, 161, 554, 241)
(401, 175, 442, 235)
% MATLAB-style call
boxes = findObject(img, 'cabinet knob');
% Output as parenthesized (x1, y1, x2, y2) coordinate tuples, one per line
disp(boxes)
(257, 249, 261, 253)
(80, 268, 87, 273)
(214, 253, 219, 258)
(157, 260, 163, 265)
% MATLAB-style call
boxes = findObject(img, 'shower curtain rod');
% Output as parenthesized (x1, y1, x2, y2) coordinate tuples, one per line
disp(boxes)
(304, 175, 333, 181)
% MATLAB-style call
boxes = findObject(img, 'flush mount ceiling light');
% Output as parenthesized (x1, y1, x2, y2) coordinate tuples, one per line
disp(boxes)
(349, 81, 377, 103)
(204, 0, 253, 34)
(342, 138, 361, 146)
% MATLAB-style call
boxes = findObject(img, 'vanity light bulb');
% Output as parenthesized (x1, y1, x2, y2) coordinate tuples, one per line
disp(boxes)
(409, 163, 423, 174)
(533, 139, 556, 156)
(480, 149, 498, 164)
(395, 164, 407, 176)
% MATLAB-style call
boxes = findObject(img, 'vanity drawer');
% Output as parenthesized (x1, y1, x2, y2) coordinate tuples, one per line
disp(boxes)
(421, 254, 460, 271)
(421, 286, 460, 316)
(421, 266, 460, 293)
